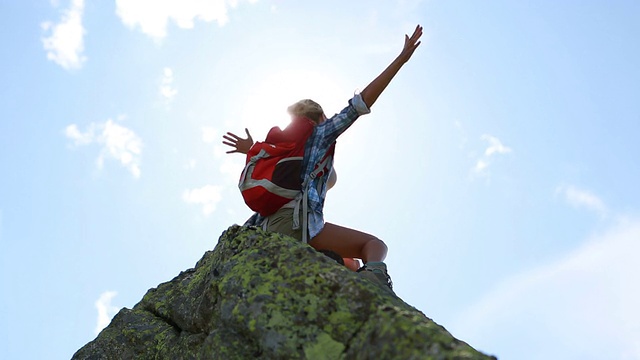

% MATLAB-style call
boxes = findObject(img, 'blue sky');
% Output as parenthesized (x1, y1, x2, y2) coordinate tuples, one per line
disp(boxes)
(1, 1, 639, 359)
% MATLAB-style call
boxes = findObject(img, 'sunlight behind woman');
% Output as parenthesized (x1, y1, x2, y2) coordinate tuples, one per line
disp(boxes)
(238, 68, 346, 138)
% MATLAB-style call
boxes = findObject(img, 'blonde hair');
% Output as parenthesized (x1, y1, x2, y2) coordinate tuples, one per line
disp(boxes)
(287, 99, 324, 123)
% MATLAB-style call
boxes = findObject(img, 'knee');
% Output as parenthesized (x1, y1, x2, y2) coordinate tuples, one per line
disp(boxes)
(363, 236, 388, 257)
(376, 238, 388, 254)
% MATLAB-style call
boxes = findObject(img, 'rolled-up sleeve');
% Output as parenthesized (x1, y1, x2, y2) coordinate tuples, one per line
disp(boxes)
(351, 93, 371, 115)
(316, 94, 371, 147)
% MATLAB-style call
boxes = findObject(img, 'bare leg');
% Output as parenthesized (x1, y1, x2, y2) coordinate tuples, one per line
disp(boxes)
(343, 258, 361, 272)
(308, 222, 388, 264)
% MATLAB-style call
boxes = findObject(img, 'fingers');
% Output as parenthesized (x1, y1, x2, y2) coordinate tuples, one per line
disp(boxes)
(412, 24, 423, 37)
(223, 134, 242, 145)
(404, 25, 422, 45)
(400, 24, 423, 61)
(223, 128, 253, 155)
(409, 25, 423, 44)
(223, 132, 241, 141)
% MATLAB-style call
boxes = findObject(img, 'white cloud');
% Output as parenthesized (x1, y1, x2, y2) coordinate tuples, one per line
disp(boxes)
(94, 291, 119, 335)
(115, 0, 257, 41)
(101, 120, 143, 178)
(185, 159, 197, 170)
(183, 185, 223, 215)
(220, 157, 243, 184)
(65, 123, 95, 145)
(452, 217, 640, 359)
(65, 119, 143, 178)
(160, 67, 178, 101)
(473, 159, 488, 173)
(481, 134, 512, 156)
(41, 0, 87, 70)
(557, 185, 609, 216)
(202, 127, 218, 143)
(472, 134, 512, 176)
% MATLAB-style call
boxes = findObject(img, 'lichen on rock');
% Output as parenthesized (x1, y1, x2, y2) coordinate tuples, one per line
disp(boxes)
(73, 225, 496, 359)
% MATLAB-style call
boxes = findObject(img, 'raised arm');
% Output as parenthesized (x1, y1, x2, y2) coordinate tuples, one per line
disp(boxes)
(360, 25, 423, 108)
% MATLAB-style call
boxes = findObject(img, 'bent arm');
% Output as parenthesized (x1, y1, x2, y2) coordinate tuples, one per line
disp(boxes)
(360, 25, 423, 109)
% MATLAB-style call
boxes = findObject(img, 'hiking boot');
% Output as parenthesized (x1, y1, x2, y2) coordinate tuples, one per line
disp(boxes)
(357, 262, 394, 294)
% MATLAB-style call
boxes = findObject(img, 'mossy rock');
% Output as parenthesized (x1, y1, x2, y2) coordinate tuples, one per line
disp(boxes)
(73, 225, 496, 360)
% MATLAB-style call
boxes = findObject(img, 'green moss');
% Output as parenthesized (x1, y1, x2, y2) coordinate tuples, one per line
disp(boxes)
(326, 309, 355, 335)
(267, 310, 288, 328)
(303, 332, 345, 360)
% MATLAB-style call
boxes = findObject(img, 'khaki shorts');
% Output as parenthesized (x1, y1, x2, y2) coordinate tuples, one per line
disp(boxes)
(264, 207, 304, 242)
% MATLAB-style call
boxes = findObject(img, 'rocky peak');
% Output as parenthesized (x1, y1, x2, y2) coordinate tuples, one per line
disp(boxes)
(73, 225, 496, 359)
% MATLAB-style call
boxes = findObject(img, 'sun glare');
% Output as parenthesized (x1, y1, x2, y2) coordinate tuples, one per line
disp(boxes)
(238, 69, 347, 138)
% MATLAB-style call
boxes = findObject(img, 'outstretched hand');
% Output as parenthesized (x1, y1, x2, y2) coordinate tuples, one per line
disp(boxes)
(360, 24, 423, 108)
(222, 128, 254, 154)
(398, 25, 423, 63)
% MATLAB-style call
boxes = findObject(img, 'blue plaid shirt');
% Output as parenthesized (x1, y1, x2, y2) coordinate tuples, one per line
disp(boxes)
(245, 94, 370, 239)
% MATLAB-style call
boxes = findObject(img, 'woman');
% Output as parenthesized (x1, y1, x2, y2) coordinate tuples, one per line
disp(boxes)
(223, 25, 423, 292)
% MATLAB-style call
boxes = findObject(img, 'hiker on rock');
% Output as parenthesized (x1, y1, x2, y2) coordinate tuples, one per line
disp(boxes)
(223, 25, 423, 291)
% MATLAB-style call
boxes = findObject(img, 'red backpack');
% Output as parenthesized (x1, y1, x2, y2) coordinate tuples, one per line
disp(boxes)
(238, 117, 316, 216)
